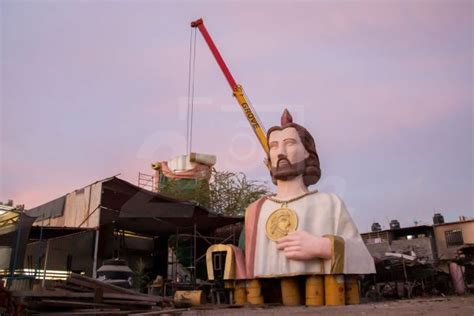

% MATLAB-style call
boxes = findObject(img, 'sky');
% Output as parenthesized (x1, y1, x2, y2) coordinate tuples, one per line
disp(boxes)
(1, 0, 472, 232)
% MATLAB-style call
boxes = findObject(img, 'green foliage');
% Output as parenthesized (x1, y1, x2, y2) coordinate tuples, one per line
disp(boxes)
(159, 169, 270, 217)
(159, 177, 211, 208)
(209, 170, 269, 217)
(131, 258, 150, 292)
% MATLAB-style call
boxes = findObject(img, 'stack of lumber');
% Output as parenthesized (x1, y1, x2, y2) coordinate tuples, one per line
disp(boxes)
(0, 281, 18, 315)
(11, 273, 177, 315)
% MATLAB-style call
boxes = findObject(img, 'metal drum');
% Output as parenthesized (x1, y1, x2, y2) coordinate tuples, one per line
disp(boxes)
(306, 275, 324, 306)
(281, 277, 302, 306)
(246, 279, 264, 305)
(324, 275, 345, 306)
(344, 275, 360, 305)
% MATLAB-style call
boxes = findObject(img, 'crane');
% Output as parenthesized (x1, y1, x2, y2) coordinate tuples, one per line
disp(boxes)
(191, 18, 269, 154)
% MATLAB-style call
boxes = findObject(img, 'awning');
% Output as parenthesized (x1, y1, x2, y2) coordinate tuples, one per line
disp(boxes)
(102, 177, 242, 235)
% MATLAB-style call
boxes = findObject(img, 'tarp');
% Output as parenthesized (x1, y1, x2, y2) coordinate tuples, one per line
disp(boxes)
(100, 177, 242, 235)
(18, 176, 241, 237)
(0, 212, 37, 270)
(26, 195, 66, 219)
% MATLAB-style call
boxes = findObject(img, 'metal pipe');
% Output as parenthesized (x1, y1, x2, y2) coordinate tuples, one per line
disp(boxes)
(42, 239, 50, 287)
(92, 229, 100, 278)
(8, 213, 22, 288)
(193, 222, 197, 285)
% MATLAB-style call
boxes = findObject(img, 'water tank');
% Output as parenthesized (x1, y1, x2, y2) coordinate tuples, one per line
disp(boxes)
(371, 222, 382, 232)
(97, 258, 133, 288)
(433, 213, 444, 224)
(389, 219, 400, 230)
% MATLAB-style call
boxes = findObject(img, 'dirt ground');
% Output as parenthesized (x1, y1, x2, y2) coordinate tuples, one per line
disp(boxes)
(182, 296, 474, 316)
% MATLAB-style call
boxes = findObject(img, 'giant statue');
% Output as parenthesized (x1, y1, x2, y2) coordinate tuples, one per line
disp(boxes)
(237, 109, 375, 306)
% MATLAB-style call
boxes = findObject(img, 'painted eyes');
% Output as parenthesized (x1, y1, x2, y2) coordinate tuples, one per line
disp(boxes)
(269, 139, 297, 151)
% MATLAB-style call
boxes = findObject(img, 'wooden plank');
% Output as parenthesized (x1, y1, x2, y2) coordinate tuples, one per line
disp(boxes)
(73, 309, 121, 312)
(68, 274, 172, 303)
(69, 273, 139, 296)
(37, 299, 111, 308)
(129, 308, 189, 316)
(12, 290, 93, 298)
(94, 287, 104, 303)
(66, 277, 123, 294)
(102, 299, 156, 306)
(105, 293, 160, 303)
(12, 289, 162, 303)
(36, 311, 131, 316)
(56, 283, 91, 293)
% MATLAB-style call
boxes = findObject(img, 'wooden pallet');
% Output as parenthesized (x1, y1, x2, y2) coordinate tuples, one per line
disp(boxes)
(11, 273, 174, 315)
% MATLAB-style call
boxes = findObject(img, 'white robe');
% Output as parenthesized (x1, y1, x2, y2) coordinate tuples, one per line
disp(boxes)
(254, 192, 375, 277)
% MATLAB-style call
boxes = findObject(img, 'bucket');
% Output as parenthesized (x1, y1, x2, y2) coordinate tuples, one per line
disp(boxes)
(306, 275, 324, 306)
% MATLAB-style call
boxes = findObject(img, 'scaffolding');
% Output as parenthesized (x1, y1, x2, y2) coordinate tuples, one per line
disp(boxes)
(138, 172, 156, 192)
(165, 223, 240, 295)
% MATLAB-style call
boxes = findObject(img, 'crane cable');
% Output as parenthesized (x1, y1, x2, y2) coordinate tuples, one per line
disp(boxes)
(186, 27, 197, 154)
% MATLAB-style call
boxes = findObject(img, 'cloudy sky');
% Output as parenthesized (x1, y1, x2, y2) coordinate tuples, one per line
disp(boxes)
(1, 0, 472, 231)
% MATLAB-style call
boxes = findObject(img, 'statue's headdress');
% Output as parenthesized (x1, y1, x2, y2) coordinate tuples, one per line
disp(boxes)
(266, 109, 321, 186)
(281, 108, 293, 126)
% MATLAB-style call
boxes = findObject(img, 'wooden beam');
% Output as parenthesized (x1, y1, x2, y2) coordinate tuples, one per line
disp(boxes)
(129, 309, 189, 316)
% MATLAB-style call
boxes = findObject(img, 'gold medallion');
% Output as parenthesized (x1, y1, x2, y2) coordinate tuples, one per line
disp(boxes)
(265, 207, 298, 241)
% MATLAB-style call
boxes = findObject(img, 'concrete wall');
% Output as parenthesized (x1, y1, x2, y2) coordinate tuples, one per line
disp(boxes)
(366, 242, 391, 259)
(391, 238, 436, 260)
(366, 237, 436, 260)
(434, 220, 474, 260)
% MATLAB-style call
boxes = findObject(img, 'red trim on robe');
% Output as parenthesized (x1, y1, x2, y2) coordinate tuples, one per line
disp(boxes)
(244, 196, 268, 279)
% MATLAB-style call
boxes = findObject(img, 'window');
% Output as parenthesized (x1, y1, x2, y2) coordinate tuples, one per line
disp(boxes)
(445, 229, 464, 247)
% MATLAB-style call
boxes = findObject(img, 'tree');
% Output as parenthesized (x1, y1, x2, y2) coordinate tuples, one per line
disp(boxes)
(209, 170, 269, 217)
(159, 169, 270, 217)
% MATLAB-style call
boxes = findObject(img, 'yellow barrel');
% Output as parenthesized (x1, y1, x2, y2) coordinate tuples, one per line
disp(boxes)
(174, 290, 204, 307)
(324, 275, 345, 306)
(234, 280, 247, 305)
(246, 279, 264, 305)
(306, 275, 324, 306)
(281, 277, 302, 306)
(344, 275, 360, 305)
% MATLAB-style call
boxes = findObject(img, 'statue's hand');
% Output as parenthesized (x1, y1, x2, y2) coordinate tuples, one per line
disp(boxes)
(275, 231, 332, 261)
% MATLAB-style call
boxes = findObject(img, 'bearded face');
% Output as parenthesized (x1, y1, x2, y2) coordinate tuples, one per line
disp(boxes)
(268, 127, 309, 182)
(271, 156, 306, 181)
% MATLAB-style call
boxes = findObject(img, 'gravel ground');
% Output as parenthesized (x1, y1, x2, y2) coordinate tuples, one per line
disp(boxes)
(182, 296, 474, 316)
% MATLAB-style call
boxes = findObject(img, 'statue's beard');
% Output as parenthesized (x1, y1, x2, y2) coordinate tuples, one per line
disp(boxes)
(271, 157, 306, 181)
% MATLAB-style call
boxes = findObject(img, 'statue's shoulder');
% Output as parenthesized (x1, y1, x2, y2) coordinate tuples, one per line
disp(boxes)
(309, 191, 344, 206)
(245, 195, 271, 217)
(249, 195, 271, 208)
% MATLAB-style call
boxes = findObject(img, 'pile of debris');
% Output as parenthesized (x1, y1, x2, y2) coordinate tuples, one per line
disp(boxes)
(9, 273, 177, 315)
(362, 251, 449, 300)
(0, 281, 16, 315)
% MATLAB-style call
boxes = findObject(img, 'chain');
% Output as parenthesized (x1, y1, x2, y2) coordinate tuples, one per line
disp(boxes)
(267, 190, 318, 205)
